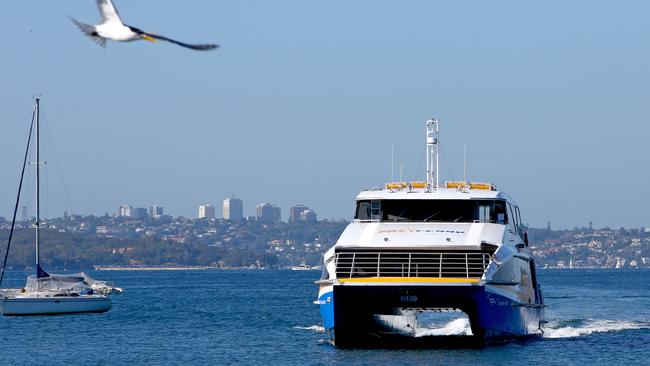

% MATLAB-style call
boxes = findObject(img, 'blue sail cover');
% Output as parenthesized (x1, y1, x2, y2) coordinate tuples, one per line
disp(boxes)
(36, 264, 50, 278)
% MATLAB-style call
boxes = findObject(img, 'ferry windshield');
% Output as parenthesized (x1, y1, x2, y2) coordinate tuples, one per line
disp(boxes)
(355, 199, 508, 223)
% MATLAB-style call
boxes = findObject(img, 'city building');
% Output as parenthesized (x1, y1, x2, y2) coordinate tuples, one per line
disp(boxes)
(149, 205, 163, 219)
(289, 205, 309, 223)
(132, 207, 148, 220)
(198, 204, 215, 219)
(256, 203, 281, 223)
(223, 196, 243, 221)
(118, 205, 133, 217)
(300, 209, 317, 224)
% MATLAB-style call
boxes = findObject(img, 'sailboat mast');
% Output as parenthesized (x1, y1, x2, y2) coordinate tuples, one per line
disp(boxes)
(35, 98, 40, 270)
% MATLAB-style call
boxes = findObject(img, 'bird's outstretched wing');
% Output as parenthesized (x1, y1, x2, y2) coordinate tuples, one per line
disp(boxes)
(69, 17, 107, 48)
(145, 32, 219, 51)
(96, 0, 123, 25)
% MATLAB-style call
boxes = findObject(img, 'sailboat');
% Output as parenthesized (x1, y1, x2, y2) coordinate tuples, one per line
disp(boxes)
(0, 98, 115, 315)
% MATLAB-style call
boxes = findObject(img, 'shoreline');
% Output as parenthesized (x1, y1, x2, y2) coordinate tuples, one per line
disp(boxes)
(93, 266, 219, 271)
(92, 266, 322, 271)
(3, 266, 646, 272)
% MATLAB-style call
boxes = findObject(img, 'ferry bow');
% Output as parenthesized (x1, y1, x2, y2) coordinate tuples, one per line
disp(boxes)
(316, 118, 545, 347)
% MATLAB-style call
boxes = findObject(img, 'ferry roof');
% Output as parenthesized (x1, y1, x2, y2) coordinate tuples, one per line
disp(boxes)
(356, 187, 515, 204)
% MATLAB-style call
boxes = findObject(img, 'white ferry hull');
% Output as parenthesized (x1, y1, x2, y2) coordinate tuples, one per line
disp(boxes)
(0, 296, 112, 316)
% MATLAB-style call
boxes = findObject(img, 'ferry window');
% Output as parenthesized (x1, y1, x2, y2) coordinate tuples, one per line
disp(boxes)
(507, 203, 517, 229)
(478, 203, 491, 223)
(370, 201, 382, 220)
(355, 200, 371, 220)
(515, 206, 523, 231)
(355, 200, 382, 221)
(357, 199, 510, 224)
(381, 200, 476, 223)
(493, 201, 507, 224)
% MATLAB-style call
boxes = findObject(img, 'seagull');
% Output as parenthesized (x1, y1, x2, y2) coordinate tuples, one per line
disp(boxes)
(70, 0, 218, 51)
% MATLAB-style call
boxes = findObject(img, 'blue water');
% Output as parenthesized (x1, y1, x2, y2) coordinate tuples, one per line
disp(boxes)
(0, 269, 648, 365)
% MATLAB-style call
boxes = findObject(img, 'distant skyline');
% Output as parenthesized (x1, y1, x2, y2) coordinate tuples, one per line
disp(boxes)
(5, 199, 637, 231)
(1, 1, 649, 229)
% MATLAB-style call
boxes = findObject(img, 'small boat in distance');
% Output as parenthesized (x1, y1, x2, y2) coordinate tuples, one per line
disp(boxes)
(0, 98, 117, 316)
(290, 263, 313, 271)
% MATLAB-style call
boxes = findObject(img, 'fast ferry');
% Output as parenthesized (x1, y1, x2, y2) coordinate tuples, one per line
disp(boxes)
(315, 119, 545, 347)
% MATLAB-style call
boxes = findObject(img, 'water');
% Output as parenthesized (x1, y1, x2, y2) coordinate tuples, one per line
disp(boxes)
(0, 270, 648, 365)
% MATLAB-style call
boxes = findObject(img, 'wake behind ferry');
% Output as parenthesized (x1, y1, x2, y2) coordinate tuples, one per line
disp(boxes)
(316, 119, 545, 347)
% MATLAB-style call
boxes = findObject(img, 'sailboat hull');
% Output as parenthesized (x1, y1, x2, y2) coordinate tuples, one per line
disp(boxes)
(0, 296, 112, 316)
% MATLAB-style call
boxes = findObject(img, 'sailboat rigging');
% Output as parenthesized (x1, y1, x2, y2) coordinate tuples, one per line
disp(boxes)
(0, 98, 119, 316)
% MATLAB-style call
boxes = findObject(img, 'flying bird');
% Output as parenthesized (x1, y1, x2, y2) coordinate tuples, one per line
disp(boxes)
(70, 0, 218, 51)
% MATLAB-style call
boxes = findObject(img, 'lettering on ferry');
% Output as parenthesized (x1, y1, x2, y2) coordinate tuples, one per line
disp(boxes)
(400, 295, 418, 303)
(377, 228, 465, 234)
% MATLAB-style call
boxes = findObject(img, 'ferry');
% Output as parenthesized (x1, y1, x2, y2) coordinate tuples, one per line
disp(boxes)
(315, 119, 545, 347)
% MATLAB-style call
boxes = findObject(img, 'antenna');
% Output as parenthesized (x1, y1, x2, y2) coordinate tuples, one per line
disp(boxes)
(463, 141, 467, 184)
(425, 118, 439, 191)
(390, 142, 394, 182)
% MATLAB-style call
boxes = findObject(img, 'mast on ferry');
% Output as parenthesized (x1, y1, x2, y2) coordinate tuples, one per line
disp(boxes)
(425, 118, 439, 191)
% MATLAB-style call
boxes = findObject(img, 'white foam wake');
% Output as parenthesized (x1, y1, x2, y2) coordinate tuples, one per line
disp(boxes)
(544, 319, 650, 339)
(415, 318, 473, 337)
(292, 319, 649, 338)
(294, 325, 325, 333)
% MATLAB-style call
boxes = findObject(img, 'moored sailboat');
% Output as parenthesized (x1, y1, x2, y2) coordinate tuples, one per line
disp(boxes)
(0, 98, 117, 316)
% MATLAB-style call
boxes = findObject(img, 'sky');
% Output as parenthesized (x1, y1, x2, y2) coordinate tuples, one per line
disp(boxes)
(1, 1, 649, 229)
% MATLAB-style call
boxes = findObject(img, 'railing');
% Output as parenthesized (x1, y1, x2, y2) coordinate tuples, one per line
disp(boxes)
(335, 251, 491, 279)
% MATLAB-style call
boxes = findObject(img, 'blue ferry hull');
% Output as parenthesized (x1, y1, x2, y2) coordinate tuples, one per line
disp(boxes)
(319, 284, 544, 347)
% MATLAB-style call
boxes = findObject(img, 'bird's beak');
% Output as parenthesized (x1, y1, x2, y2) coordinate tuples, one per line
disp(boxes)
(142, 34, 157, 43)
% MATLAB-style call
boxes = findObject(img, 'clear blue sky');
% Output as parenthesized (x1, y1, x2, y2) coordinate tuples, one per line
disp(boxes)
(1, 1, 649, 229)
